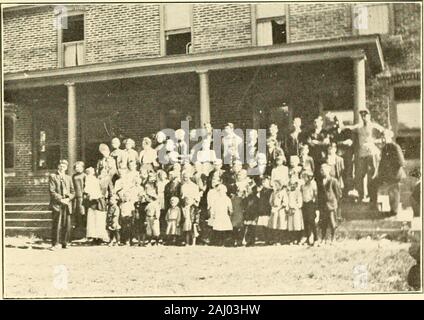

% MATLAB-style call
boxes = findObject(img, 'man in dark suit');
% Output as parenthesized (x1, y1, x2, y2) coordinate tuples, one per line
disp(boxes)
(317, 163, 342, 244)
(49, 160, 75, 250)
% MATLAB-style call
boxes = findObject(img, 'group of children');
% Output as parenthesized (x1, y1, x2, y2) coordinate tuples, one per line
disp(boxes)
(71, 129, 344, 247)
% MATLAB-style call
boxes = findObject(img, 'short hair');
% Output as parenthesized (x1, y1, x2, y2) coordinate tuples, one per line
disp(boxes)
(99, 143, 110, 153)
(74, 161, 85, 169)
(59, 159, 68, 166)
(142, 137, 152, 145)
(321, 163, 331, 172)
(170, 196, 180, 204)
(225, 122, 234, 129)
(125, 138, 135, 148)
(111, 137, 121, 144)
(85, 167, 95, 175)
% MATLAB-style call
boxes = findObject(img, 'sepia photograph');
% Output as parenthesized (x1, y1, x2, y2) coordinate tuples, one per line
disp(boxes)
(1, 0, 422, 299)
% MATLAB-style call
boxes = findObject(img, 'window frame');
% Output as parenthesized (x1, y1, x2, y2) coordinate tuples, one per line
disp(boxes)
(251, 3, 289, 46)
(57, 10, 86, 68)
(160, 3, 194, 56)
(4, 113, 16, 171)
(32, 109, 63, 173)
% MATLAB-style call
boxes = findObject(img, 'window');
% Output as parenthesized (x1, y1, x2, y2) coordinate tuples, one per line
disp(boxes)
(4, 115, 15, 169)
(61, 14, 85, 67)
(35, 111, 61, 170)
(394, 86, 421, 160)
(355, 4, 390, 35)
(256, 3, 287, 46)
(163, 4, 192, 55)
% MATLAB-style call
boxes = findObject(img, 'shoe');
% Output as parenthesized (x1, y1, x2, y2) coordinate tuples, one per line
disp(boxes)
(50, 244, 61, 251)
(62, 244, 68, 249)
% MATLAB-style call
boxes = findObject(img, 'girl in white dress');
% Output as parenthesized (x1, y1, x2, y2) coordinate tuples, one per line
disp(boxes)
(209, 184, 233, 246)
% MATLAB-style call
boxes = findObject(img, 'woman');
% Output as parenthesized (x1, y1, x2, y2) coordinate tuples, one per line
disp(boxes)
(96, 143, 116, 199)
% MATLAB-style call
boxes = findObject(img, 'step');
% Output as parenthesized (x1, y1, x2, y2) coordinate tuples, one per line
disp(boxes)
(6, 220, 52, 228)
(5, 204, 50, 211)
(5, 211, 52, 220)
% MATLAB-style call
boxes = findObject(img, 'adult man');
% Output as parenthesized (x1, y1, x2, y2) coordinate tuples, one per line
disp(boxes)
(49, 160, 75, 250)
(222, 122, 243, 167)
(377, 130, 406, 216)
(342, 108, 385, 205)
(306, 116, 330, 178)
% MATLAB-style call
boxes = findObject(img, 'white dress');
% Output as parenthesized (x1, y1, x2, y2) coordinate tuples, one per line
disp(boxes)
(210, 194, 233, 231)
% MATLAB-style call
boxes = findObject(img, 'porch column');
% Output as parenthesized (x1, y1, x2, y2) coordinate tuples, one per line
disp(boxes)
(353, 56, 366, 124)
(197, 70, 211, 127)
(66, 82, 77, 175)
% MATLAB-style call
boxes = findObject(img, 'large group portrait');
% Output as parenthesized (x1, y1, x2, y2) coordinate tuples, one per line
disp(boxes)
(1, 0, 422, 299)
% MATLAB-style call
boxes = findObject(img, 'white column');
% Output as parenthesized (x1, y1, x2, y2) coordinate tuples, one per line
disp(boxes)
(66, 82, 77, 175)
(197, 70, 211, 127)
(353, 56, 366, 124)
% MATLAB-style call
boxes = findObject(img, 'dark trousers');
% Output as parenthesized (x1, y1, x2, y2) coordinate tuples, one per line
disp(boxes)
(213, 230, 230, 246)
(243, 224, 256, 246)
(320, 209, 337, 241)
(342, 151, 354, 194)
(355, 154, 379, 203)
(120, 216, 132, 243)
(303, 201, 318, 243)
(232, 226, 244, 245)
(52, 208, 72, 247)
(387, 182, 401, 214)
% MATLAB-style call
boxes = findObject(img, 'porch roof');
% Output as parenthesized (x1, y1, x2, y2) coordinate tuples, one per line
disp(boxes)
(5, 35, 384, 90)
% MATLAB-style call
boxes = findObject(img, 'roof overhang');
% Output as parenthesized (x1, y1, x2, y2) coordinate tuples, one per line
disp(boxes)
(4, 35, 385, 90)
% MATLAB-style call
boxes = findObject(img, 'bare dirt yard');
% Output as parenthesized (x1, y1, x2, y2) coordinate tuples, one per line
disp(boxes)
(3, 237, 416, 298)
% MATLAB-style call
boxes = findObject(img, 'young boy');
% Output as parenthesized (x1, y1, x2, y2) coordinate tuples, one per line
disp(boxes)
(317, 163, 342, 244)
(145, 190, 161, 245)
(181, 196, 200, 246)
(300, 170, 319, 246)
(106, 196, 121, 246)
(165, 196, 181, 245)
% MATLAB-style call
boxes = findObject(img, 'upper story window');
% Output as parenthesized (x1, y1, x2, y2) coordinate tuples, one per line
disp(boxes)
(354, 4, 390, 35)
(256, 3, 287, 46)
(4, 114, 16, 170)
(60, 14, 85, 67)
(163, 3, 192, 55)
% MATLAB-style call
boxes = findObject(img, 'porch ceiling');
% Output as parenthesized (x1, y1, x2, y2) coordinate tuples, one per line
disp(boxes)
(5, 35, 384, 90)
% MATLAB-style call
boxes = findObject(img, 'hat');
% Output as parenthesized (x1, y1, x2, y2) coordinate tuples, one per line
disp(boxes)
(359, 108, 369, 115)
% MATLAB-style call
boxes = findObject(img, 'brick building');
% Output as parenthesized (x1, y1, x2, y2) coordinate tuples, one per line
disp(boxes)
(3, 2, 421, 198)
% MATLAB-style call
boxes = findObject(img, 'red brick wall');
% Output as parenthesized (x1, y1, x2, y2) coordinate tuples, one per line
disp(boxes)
(289, 3, 353, 42)
(3, 6, 58, 73)
(192, 3, 252, 53)
(84, 4, 161, 64)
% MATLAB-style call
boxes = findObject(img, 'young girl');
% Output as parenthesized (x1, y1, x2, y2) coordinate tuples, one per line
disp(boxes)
(106, 196, 121, 246)
(210, 184, 233, 246)
(286, 170, 304, 244)
(139, 137, 159, 172)
(181, 197, 200, 246)
(300, 170, 319, 246)
(268, 180, 289, 245)
(84, 167, 108, 245)
(271, 154, 289, 190)
(230, 187, 245, 247)
(165, 196, 181, 245)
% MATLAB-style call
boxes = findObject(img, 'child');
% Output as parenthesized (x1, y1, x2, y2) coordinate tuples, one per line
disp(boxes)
(139, 137, 159, 172)
(326, 143, 345, 222)
(287, 170, 304, 244)
(156, 169, 169, 236)
(300, 170, 319, 246)
(165, 196, 181, 245)
(181, 197, 200, 246)
(123, 138, 139, 168)
(271, 154, 289, 190)
(243, 186, 258, 246)
(84, 167, 108, 245)
(299, 144, 315, 174)
(210, 184, 233, 246)
(134, 185, 148, 246)
(289, 155, 303, 177)
(255, 176, 273, 244)
(72, 161, 86, 235)
(268, 180, 289, 245)
(318, 163, 342, 244)
(230, 187, 245, 247)
(106, 196, 121, 246)
(145, 190, 161, 245)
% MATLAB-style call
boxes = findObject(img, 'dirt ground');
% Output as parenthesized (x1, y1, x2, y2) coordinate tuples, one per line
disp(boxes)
(3, 237, 416, 298)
